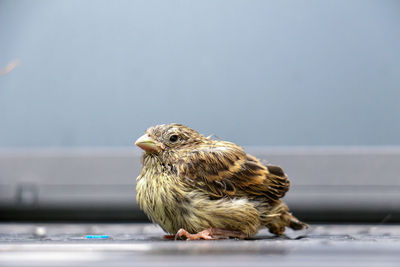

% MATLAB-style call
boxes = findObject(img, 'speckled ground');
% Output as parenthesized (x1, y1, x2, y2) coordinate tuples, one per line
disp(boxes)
(0, 223, 399, 266)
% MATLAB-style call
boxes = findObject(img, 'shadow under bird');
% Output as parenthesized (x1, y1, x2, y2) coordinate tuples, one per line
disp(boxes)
(135, 123, 307, 240)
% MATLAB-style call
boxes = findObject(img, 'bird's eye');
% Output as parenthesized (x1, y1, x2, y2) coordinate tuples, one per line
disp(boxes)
(169, 135, 178, 143)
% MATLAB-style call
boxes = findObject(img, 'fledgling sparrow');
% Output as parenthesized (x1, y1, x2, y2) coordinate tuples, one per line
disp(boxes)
(136, 123, 307, 240)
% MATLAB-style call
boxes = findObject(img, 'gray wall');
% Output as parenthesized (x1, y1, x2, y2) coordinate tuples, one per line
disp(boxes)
(0, 0, 399, 147)
(2, 147, 400, 222)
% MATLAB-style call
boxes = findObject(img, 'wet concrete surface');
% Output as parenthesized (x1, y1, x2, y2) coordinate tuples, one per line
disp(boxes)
(0, 223, 399, 266)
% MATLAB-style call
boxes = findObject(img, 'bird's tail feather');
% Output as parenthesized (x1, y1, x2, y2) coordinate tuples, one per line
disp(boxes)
(262, 200, 308, 235)
(288, 214, 309, 230)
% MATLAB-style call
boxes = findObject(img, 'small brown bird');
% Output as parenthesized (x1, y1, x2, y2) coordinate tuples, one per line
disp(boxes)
(135, 123, 307, 240)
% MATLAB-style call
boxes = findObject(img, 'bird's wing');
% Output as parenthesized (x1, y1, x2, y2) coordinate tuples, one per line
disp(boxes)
(176, 142, 290, 201)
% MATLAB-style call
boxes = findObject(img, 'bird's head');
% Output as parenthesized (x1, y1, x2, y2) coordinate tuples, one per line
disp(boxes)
(135, 123, 209, 159)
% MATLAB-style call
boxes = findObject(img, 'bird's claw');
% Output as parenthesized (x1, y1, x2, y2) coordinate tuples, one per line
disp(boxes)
(174, 228, 214, 240)
(174, 228, 246, 240)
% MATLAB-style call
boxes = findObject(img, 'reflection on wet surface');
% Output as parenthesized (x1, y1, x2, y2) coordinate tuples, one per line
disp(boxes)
(0, 224, 400, 266)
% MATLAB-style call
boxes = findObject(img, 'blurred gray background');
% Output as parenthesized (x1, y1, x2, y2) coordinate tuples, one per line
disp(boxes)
(0, 0, 399, 222)
(1, 0, 399, 147)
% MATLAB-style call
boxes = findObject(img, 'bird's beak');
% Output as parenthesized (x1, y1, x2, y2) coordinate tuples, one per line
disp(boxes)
(135, 134, 164, 153)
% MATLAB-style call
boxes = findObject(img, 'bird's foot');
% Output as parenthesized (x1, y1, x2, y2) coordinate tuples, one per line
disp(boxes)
(174, 228, 246, 240)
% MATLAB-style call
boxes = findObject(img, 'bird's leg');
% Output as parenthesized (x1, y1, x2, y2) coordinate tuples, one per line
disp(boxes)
(175, 228, 213, 240)
(174, 228, 247, 240)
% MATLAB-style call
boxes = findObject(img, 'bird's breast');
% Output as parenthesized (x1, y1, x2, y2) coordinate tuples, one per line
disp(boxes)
(136, 160, 191, 233)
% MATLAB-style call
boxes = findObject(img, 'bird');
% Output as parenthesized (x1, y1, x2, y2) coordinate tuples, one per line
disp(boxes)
(135, 123, 308, 240)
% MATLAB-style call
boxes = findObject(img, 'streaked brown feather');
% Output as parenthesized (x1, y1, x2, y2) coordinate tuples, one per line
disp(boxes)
(176, 141, 290, 202)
